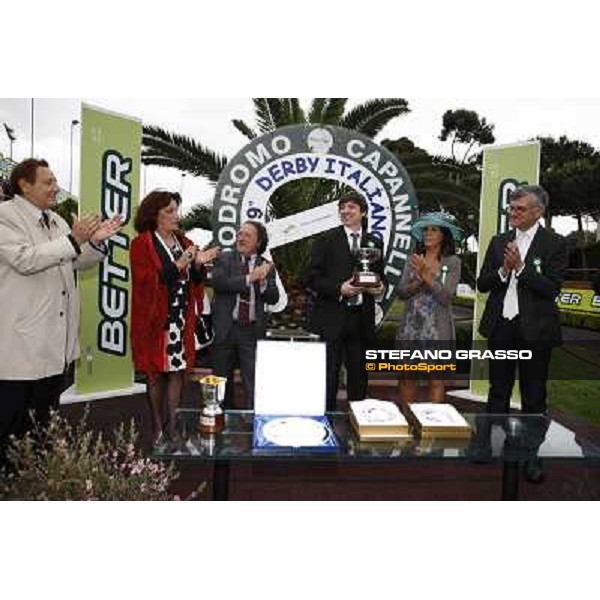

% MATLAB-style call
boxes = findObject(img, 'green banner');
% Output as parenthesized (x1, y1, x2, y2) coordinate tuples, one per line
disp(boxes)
(470, 142, 541, 400)
(76, 104, 141, 394)
(557, 288, 600, 314)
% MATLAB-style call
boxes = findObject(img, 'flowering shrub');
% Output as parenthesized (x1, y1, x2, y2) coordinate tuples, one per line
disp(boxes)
(0, 410, 179, 501)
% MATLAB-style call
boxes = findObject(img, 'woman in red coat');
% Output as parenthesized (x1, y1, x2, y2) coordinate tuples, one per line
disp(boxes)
(131, 190, 218, 443)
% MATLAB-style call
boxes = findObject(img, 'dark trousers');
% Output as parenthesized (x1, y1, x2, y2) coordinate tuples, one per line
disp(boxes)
(0, 374, 64, 469)
(213, 323, 258, 409)
(487, 318, 552, 414)
(326, 308, 369, 412)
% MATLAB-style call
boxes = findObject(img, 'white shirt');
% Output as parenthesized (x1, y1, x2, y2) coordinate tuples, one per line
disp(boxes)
(514, 221, 540, 269)
(344, 226, 362, 251)
(499, 221, 540, 282)
(501, 221, 540, 319)
(234, 254, 266, 322)
(344, 226, 363, 306)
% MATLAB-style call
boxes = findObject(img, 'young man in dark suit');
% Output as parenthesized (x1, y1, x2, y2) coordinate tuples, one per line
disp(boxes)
(477, 185, 567, 482)
(212, 221, 279, 408)
(307, 194, 385, 411)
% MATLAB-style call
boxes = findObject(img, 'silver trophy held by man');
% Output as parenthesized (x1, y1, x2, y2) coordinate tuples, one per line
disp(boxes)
(352, 245, 382, 288)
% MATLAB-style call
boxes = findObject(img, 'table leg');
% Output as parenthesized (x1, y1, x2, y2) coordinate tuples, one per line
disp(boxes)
(502, 460, 520, 501)
(213, 461, 230, 501)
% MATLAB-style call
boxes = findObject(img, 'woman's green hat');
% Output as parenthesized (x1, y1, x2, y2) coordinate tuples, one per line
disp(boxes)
(410, 211, 464, 242)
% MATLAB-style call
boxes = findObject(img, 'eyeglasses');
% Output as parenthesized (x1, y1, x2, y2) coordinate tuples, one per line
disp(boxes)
(506, 204, 534, 214)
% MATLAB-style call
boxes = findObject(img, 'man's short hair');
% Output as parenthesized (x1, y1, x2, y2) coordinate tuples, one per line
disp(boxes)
(338, 193, 368, 214)
(510, 185, 549, 210)
(10, 158, 49, 196)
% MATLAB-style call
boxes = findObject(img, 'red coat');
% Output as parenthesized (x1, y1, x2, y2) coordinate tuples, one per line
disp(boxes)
(130, 231, 204, 381)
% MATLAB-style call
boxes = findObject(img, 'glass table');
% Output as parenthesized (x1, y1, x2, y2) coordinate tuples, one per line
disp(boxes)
(152, 410, 600, 501)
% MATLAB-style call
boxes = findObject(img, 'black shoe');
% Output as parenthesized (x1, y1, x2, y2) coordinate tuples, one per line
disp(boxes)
(524, 458, 545, 484)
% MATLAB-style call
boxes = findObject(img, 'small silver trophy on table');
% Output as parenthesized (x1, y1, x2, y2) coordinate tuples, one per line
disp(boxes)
(352, 247, 382, 288)
(198, 375, 227, 434)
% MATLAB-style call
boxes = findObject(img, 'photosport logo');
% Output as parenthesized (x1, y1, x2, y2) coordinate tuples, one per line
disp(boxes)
(213, 125, 419, 321)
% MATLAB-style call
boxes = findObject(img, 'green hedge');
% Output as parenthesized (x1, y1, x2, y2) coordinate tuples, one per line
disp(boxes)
(453, 296, 475, 308)
(404, 322, 600, 345)
(560, 311, 600, 331)
(451, 297, 599, 330)
(377, 321, 398, 342)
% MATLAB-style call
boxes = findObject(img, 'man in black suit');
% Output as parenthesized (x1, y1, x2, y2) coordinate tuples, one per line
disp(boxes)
(477, 185, 567, 482)
(307, 194, 385, 411)
(212, 221, 279, 408)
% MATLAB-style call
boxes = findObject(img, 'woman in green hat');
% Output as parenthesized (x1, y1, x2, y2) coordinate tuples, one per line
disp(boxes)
(396, 211, 463, 406)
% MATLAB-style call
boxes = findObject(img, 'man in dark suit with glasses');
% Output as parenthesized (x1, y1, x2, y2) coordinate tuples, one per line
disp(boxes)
(477, 185, 567, 482)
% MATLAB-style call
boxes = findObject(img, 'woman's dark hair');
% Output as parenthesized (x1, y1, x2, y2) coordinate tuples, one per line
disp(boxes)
(10, 158, 49, 195)
(244, 220, 269, 255)
(134, 190, 182, 233)
(416, 226, 456, 258)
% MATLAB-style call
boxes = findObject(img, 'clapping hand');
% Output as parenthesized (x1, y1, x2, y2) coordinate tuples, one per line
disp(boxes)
(249, 261, 273, 284)
(411, 253, 439, 287)
(71, 214, 102, 245)
(176, 245, 197, 271)
(195, 245, 220, 267)
(410, 254, 426, 279)
(504, 242, 522, 273)
(91, 215, 122, 244)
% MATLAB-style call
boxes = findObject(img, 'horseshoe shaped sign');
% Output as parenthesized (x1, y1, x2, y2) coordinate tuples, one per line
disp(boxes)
(213, 125, 419, 323)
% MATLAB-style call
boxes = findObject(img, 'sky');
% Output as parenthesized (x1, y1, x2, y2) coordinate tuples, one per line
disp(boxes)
(1, 97, 599, 236)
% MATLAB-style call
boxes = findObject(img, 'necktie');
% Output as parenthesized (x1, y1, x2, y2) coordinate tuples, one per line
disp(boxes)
(238, 256, 251, 325)
(41, 211, 50, 229)
(348, 233, 360, 306)
(502, 235, 520, 320)
(502, 273, 519, 320)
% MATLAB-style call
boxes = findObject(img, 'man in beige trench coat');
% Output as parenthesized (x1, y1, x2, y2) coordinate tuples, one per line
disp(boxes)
(0, 159, 121, 466)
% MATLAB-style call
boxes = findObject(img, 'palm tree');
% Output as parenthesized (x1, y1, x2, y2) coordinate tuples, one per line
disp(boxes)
(382, 138, 481, 236)
(142, 125, 227, 184)
(180, 203, 213, 232)
(142, 99, 412, 326)
(53, 197, 79, 228)
(142, 98, 410, 191)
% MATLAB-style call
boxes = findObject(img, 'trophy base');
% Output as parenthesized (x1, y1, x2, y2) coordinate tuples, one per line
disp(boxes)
(199, 411, 225, 434)
(353, 273, 380, 288)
